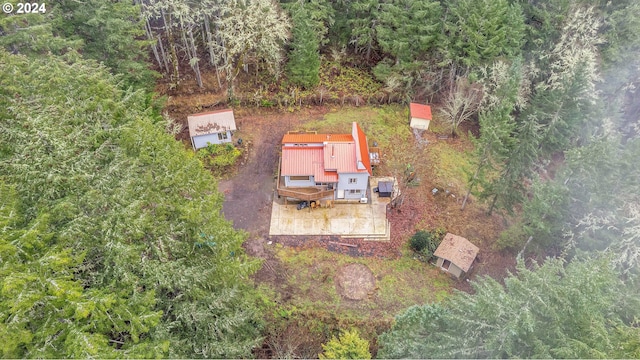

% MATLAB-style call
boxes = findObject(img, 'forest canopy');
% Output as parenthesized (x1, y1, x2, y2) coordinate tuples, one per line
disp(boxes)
(0, 49, 262, 357)
(1, 0, 639, 357)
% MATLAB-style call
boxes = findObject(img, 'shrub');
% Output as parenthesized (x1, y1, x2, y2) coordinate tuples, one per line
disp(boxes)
(409, 230, 443, 261)
(410, 230, 432, 252)
(319, 329, 371, 359)
(197, 143, 241, 170)
(495, 221, 527, 251)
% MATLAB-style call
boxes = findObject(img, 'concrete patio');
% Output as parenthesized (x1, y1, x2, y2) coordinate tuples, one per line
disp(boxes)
(268, 177, 395, 241)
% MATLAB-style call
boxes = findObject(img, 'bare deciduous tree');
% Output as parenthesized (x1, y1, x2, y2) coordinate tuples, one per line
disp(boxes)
(440, 77, 483, 136)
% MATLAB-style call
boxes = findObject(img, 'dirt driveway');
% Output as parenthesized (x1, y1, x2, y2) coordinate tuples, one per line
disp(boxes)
(218, 108, 330, 236)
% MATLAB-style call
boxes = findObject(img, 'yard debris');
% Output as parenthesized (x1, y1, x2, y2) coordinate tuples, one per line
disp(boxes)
(329, 241, 358, 248)
(412, 128, 429, 148)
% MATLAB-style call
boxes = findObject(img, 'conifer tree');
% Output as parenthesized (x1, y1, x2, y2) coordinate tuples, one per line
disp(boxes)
(444, 0, 525, 70)
(375, 0, 442, 64)
(55, 0, 157, 88)
(378, 257, 640, 358)
(319, 329, 371, 359)
(348, 0, 381, 61)
(0, 48, 263, 358)
(287, 3, 320, 88)
(462, 61, 521, 210)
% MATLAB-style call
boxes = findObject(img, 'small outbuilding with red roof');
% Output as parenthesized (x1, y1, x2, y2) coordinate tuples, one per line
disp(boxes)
(409, 103, 432, 130)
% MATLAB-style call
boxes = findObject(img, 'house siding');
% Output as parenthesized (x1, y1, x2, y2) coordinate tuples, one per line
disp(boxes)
(284, 175, 316, 187)
(192, 131, 232, 149)
(436, 257, 464, 278)
(337, 172, 369, 199)
(410, 117, 430, 130)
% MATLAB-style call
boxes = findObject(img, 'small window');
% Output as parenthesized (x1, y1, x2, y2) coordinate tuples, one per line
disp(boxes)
(348, 189, 361, 194)
(218, 132, 228, 140)
(290, 176, 310, 181)
(348, 178, 357, 184)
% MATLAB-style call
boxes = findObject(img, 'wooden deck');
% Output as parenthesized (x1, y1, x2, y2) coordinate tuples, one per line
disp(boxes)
(276, 157, 334, 201)
(277, 186, 335, 202)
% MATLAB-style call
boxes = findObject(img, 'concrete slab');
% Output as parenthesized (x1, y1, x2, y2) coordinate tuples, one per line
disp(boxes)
(268, 177, 394, 240)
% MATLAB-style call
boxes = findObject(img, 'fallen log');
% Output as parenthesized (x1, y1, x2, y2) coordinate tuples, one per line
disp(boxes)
(329, 241, 358, 248)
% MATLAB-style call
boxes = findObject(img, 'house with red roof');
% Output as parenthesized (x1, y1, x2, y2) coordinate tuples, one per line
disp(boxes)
(278, 122, 373, 202)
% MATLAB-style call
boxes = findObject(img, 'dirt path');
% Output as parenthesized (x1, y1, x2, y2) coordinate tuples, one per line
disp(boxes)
(218, 108, 330, 235)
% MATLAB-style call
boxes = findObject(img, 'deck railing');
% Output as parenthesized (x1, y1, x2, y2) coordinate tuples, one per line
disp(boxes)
(276, 157, 334, 201)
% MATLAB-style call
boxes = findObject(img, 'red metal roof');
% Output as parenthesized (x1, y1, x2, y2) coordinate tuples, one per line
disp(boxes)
(315, 169, 339, 182)
(281, 147, 323, 176)
(282, 133, 353, 143)
(410, 103, 432, 120)
(324, 143, 361, 173)
(281, 147, 340, 182)
(354, 122, 372, 175)
(280, 123, 372, 181)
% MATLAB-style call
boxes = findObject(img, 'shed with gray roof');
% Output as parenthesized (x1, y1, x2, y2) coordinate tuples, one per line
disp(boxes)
(188, 109, 236, 150)
(433, 233, 479, 279)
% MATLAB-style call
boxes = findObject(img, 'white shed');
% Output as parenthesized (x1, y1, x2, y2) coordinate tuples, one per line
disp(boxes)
(188, 109, 237, 150)
(409, 103, 432, 130)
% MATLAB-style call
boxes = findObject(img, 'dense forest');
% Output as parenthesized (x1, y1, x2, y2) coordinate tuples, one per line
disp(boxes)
(1, 0, 639, 358)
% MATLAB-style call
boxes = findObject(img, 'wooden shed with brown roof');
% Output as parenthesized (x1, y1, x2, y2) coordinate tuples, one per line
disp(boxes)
(433, 233, 479, 279)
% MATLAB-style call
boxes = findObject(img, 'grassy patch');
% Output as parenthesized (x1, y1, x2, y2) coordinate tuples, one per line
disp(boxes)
(428, 142, 474, 192)
(261, 245, 453, 357)
(301, 105, 412, 149)
(273, 246, 452, 318)
(428, 111, 452, 135)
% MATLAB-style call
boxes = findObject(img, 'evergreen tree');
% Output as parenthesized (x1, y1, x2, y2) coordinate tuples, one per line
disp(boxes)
(286, 3, 321, 88)
(537, 138, 640, 272)
(281, 0, 335, 46)
(348, 0, 381, 61)
(0, 183, 166, 358)
(375, 0, 442, 64)
(0, 48, 263, 357)
(0, 3, 81, 55)
(371, 0, 443, 100)
(482, 5, 603, 215)
(518, 0, 571, 62)
(483, 115, 542, 215)
(444, 0, 525, 70)
(54, 0, 157, 89)
(462, 61, 521, 210)
(378, 257, 640, 358)
(319, 329, 371, 359)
